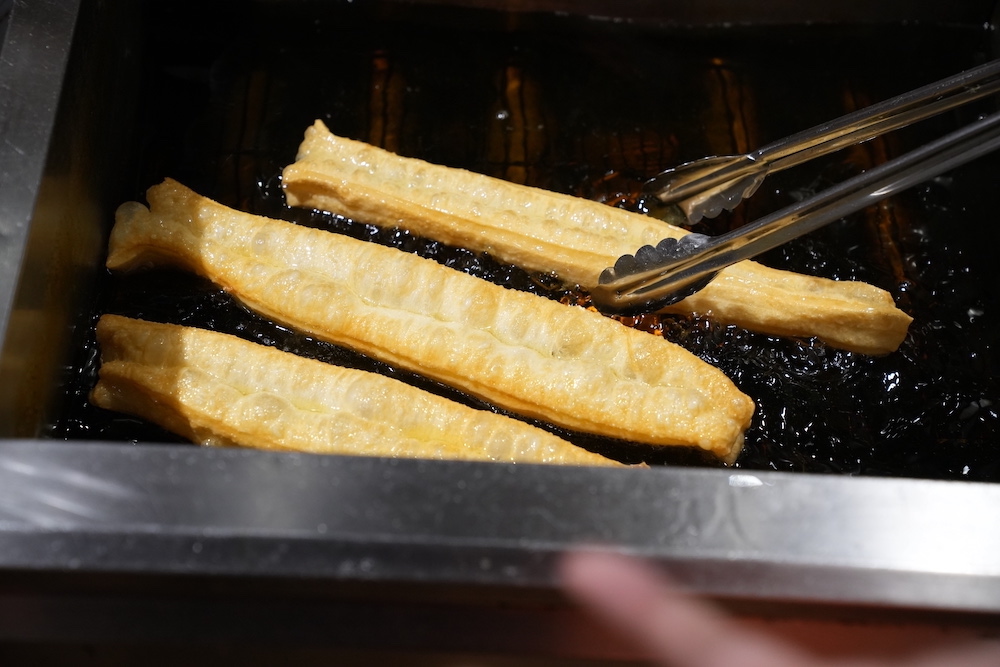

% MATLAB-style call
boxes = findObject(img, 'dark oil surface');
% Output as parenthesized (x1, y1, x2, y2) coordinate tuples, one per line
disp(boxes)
(53, 2, 999, 481)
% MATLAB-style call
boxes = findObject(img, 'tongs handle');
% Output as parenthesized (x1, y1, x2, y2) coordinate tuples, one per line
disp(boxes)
(594, 110, 1000, 315)
(646, 58, 1000, 207)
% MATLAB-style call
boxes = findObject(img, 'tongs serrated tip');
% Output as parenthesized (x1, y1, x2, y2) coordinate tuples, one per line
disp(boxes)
(641, 155, 767, 223)
(593, 235, 714, 314)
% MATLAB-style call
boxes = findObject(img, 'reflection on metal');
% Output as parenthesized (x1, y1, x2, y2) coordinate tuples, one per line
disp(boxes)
(488, 64, 548, 184)
(700, 58, 759, 228)
(369, 50, 406, 153)
(841, 85, 912, 292)
(704, 58, 758, 163)
(0, 0, 85, 438)
(218, 68, 276, 210)
(0, 441, 998, 615)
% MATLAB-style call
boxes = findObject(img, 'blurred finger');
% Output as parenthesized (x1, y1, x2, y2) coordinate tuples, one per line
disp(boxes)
(906, 639, 1000, 667)
(559, 550, 813, 667)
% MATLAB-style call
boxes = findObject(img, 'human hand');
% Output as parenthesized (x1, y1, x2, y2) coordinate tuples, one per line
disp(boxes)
(559, 551, 1000, 667)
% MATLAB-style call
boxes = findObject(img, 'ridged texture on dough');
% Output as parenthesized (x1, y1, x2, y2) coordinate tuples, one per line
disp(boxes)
(91, 315, 621, 466)
(282, 120, 912, 355)
(106, 179, 754, 462)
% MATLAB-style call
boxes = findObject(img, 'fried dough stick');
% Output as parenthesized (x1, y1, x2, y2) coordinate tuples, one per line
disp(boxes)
(107, 180, 754, 462)
(283, 120, 912, 356)
(91, 315, 619, 465)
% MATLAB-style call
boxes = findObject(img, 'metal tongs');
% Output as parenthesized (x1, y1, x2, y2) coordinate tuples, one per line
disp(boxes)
(591, 59, 1000, 315)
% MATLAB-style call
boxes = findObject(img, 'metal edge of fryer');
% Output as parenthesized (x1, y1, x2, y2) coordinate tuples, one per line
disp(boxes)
(0, 1, 85, 436)
(0, 440, 998, 650)
(0, 0, 81, 410)
(0, 0, 998, 653)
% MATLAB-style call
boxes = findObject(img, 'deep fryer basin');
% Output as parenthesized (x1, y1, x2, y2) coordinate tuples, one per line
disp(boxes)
(0, 0, 999, 656)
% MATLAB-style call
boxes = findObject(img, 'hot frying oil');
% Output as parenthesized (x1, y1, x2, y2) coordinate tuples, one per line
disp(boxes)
(52, 6, 999, 481)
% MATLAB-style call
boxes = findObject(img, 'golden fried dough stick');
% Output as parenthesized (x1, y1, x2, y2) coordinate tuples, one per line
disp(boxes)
(282, 120, 912, 355)
(91, 315, 619, 465)
(107, 180, 754, 462)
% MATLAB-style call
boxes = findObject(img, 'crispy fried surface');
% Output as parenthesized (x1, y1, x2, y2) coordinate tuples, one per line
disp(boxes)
(91, 315, 621, 466)
(282, 120, 911, 355)
(106, 179, 754, 461)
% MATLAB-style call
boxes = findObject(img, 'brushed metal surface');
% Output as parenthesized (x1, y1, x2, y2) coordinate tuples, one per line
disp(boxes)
(0, 0, 78, 331)
(1, 441, 998, 614)
(0, 0, 139, 437)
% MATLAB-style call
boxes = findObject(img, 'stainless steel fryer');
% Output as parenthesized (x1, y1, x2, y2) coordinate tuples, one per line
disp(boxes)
(0, 0, 998, 661)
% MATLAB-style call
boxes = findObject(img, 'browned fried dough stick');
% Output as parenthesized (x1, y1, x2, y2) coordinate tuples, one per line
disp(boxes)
(91, 315, 620, 465)
(282, 120, 912, 355)
(106, 180, 754, 462)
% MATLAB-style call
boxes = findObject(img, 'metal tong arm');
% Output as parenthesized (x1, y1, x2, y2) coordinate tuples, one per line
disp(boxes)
(646, 58, 1000, 205)
(593, 110, 1000, 315)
